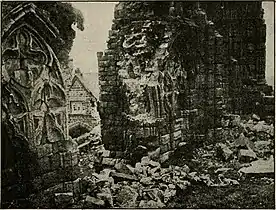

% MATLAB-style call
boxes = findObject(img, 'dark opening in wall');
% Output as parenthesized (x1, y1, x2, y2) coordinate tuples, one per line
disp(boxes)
(69, 124, 90, 139)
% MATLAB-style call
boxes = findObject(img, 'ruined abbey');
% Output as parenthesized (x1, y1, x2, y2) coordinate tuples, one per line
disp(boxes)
(98, 1, 274, 157)
(1, 1, 275, 209)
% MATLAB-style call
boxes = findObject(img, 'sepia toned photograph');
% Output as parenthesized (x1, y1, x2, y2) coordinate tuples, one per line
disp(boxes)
(1, 1, 275, 208)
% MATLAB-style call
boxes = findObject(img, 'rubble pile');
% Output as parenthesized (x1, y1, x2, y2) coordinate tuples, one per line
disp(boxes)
(64, 139, 269, 209)
(68, 114, 274, 209)
(76, 125, 102, 152)
(70, 155, 193, 208)
(26, 113, 274, 208)
(216, 114, 274, 159)
(216, 114, 274, 175)
(52, 150, 237, 208)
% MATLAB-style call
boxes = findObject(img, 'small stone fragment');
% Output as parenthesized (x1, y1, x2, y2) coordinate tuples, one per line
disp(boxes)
(139, 200, 165, 208)
(110, 171, 138, 182)
(141, 156, 150, 166)
(85, 195, 105, 207)
(164, 189, 176, 203)
(216, 143, 233, 161)
(54, 192, 74, 208)
(238, 149, 257, 163)
(252, 114, 260, 121)
(149, 160, 161, 168)
(140, 177, 153, 185)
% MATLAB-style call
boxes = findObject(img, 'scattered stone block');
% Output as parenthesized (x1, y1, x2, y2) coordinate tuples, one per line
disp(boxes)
(252, 114, 260, 121)
(214, 167, 233, 174)
(176, 180, 191, 190)
(149, 160, 161, 168)
(235, 133, 255, 150)
(164, 188, 176, 203)
(149, 166, 160, 175)
(101, 157, 115, 166)
(238, 149, 257, 163)
(253, 121, 269, 133)
(54, 192, 74, 208)
(168, 183, 176, 189)
(101, 149, 111, 158)
(85, 195, 105, 207)
(160, 151, 172, 163)
(115, 161, 134, 174)
(254, 140, 271, 152)
(97, 190, 113, 207)
(140, 177, 153, 185)
(141, 156, 150, 166)
(216, 143, 233, 161)
(229, 114, 241, 127)
(139, 200, 165, 208)
(239, 156, 274, 176)
(144, 188, 163, 202)
(110, 171, 138, 182)
(178, 141, 187, 148)
(134, 162, 143, 174)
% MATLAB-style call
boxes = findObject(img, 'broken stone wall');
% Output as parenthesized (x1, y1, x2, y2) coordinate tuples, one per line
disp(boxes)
(99, 1, 273, 158)
(1, 3, 80, 207)
(201, 1, 274, 117)
(98, 2, 231, 157)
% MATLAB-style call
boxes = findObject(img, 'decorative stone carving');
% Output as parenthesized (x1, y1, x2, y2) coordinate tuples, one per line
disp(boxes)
(2, 3, 67, 149)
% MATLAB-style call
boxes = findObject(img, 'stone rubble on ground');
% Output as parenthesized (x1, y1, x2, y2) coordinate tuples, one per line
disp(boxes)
(51, 113, 274, 208)
(217, 114, 274, 164)
(70, 150, 199, 208)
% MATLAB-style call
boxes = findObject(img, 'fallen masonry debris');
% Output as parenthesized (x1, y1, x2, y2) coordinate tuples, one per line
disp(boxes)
(1, 1, 274, 209)
(12, 112, 272, 208)
(53, 113, 273, 208)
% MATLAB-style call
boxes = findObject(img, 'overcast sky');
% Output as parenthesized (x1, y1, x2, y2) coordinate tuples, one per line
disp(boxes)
(70, 2, 116, 75)
(70, 2, 274, 87)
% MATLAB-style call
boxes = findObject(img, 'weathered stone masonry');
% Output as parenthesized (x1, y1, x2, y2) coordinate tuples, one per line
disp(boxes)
(1, 3, 79, 206)
(201, 2, 273, 116)
(98, 2, 274, 159)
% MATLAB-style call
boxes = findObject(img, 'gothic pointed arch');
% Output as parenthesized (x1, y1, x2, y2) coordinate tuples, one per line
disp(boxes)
(1, 3, 67, 148)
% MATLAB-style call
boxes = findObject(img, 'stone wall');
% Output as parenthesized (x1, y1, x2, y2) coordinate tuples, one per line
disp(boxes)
(98, 2, 273, 159)
(1, 3, 79, 207)
(201, 2, 273, 116)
